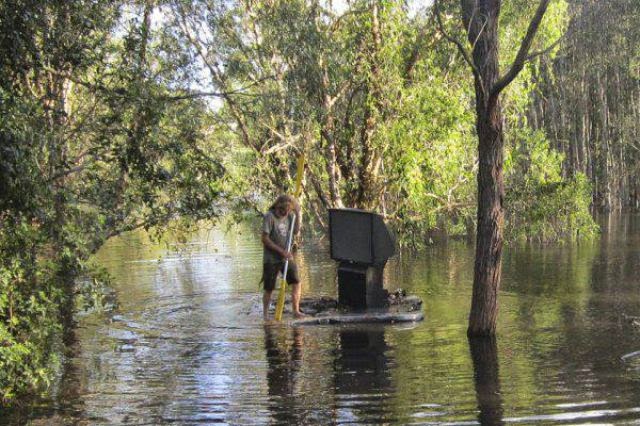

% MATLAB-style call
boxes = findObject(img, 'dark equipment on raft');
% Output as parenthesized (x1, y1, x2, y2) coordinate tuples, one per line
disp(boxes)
(329, 208, 396, 310)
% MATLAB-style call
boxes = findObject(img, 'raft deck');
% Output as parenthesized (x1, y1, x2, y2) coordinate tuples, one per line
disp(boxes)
(284, 293, 424, 325)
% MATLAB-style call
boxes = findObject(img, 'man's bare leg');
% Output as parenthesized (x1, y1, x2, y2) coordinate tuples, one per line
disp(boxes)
(291, 283, 305, 318)
(263, 290, 273, 320)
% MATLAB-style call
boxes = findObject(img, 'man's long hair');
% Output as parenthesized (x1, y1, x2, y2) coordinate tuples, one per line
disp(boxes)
(269, 194, 298, 212)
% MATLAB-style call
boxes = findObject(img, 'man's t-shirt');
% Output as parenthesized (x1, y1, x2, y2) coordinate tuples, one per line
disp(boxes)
(262, 210, 294, 264)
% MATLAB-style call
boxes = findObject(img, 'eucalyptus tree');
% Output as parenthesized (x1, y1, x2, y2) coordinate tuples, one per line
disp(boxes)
(171, 0, 404, 214)
(435, 0, 552, 336)
(171, 0, 478, 239)
(0, 0, 224, 402)
(1, 0, 224, 250)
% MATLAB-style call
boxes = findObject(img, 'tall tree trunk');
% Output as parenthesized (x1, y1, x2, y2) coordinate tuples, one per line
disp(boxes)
(356, 2, 384, 210)
(469, 100, 505, 336)
(462, 0, 505, 337)
(320, 56, 344, 208)
(452, 0, 550, 336)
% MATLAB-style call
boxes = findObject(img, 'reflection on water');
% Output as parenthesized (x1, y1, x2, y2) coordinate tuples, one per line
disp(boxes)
(334, 326, 395, 423)
(469, 337, 504, 426)
(264, 325, 304, 424)
(4, 214, 640, 425)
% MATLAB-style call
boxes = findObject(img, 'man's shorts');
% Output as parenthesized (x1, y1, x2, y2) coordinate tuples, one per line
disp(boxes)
(263, 261, 300, 291)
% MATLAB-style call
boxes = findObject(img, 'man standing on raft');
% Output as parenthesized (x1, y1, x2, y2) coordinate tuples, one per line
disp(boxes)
(261, 195, 305, 320)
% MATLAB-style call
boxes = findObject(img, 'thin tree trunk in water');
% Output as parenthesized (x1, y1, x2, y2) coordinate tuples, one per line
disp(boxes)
(325, 134, 343, 207)
(599, 71, 612, 210)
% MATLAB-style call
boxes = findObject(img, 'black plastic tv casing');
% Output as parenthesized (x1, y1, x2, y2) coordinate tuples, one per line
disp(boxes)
(328, 208, 396, 266)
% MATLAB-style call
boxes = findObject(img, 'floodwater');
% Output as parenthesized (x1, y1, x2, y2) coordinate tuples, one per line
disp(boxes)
(5, 214, 640, 425)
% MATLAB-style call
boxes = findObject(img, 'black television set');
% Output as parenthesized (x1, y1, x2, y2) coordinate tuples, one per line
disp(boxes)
(328, 208, 395, 265)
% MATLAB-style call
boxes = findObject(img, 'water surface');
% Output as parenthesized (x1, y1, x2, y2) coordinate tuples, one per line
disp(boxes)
(6, 214, 640, 425)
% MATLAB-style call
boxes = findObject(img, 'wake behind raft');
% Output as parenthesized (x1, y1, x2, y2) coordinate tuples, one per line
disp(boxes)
(282, 208, 424, 326)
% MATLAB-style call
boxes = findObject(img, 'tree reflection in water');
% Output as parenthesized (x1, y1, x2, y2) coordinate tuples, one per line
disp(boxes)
(469, 336, 504, 425)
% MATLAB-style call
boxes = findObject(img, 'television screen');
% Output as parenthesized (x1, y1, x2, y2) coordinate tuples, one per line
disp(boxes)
(330, 209, 373, 264)
(329, 208, 395, 264)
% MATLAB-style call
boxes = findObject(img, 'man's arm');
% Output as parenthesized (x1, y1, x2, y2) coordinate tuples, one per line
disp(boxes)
(261, 233, 293, 260)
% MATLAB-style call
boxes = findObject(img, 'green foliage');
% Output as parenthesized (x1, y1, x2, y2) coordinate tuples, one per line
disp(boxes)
(507, 172, 598, 242)
(0, 0, 617, 405)
(0, 0, 225, 405)
(499, 0, 568, 67)
(0, 218, 63, 403)
(505, 129, 599, 242)
(385, 71, 476, 245)
(497, 0, 597, 243)
(182, 0, 597, 246)
(74, 262, 117, 313)
(530, 0, 640, 210)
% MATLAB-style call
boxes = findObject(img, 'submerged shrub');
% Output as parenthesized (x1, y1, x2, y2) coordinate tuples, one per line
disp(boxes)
(505, 129, 598, 242)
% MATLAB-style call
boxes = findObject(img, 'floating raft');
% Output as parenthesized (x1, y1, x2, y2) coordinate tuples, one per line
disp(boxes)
(292, 310, 423, 325)
(287, 293, 424, 326)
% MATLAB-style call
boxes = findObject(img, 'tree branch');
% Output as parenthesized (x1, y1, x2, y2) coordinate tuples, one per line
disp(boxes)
(159, 78, 274, 101)
(490, 0, 551, 103)
(434, 0, 479, 79)
(260, 122, 302, 155)
(525, 32, 565, 62)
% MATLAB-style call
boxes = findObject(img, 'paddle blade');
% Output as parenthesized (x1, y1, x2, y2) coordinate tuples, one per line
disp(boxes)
(274, 278, 287, 321)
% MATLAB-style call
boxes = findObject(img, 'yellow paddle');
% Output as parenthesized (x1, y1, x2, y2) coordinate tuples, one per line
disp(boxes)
(274, 155, 305, 321)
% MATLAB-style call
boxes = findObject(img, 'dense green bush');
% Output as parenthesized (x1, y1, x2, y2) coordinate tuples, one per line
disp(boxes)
(0, 1, 224, 406)
(0, 218, 62, 403)
(505, 129, 599, 242)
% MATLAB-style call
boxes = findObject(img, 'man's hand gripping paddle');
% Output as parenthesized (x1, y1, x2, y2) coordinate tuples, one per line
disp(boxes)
(274, 156, 305, 322)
